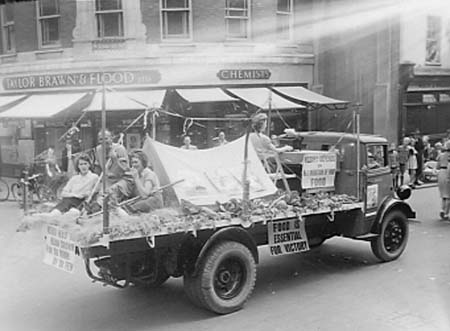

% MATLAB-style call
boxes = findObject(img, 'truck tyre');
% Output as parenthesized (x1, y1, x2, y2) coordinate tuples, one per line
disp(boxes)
(371, 210, 409, 262)
(187, 241, 257, 314)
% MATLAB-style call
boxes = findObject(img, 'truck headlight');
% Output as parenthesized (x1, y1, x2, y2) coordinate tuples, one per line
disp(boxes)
(396, 185, 411, 200)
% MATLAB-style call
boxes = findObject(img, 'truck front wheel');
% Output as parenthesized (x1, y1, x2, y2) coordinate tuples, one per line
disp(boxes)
(184, 241, 257, 314)
(371, 210, 409, 262)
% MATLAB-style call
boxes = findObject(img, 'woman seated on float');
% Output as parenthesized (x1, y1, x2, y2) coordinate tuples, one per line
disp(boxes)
(124, 151, 163, 214)
(249, 113, 293, 167)
(46, 154, 99, 216)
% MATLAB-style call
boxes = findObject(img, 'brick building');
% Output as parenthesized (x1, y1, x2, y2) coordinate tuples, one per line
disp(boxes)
(0, 0, 352, 175)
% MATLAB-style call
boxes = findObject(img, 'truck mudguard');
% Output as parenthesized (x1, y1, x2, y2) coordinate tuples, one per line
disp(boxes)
(193, 226, 259, 277)
(372, 195, 416, 233)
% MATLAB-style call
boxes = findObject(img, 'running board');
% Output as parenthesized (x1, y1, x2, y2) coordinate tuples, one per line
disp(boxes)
(353, 233, 379, 241)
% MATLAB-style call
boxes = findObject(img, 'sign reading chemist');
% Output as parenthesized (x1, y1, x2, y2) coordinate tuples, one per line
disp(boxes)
(3, 70, 161, 90)
(217, 69, 271, 80)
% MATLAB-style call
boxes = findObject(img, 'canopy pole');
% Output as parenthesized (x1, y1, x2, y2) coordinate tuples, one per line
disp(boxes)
(101, 82, 109, 235)
(242, 119, 251, 220)
(152, 111, 156, 140)
(267, 90, 272, 136)
(355, 104, 361, 201)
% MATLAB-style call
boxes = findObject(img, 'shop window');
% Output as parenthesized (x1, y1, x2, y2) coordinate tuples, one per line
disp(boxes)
(0, 2, 15, 53)
(425, 16, 441, 65)
(37, 0, 60, 47)
(161, 0, 191, 40)
(276, 0, 293, 41)
(225, 0, 249, 39)
(95, 0, 124, 38)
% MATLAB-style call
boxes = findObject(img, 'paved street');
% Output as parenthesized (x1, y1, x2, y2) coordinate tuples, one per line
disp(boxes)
(0, 187, 449, 331)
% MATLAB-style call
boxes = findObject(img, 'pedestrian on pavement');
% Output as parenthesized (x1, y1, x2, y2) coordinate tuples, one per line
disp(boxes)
(180, 135, 198, 150)
(397, 137, 410, 186)
(413, 129, 424, 186)
(406, 137, 418, 189)
(430, 142, 443, 161)
(213, 131, 228, 147)
(423, 135, 432, 162)
(389, 143, 400, 189)
(436, 140, 450, 220)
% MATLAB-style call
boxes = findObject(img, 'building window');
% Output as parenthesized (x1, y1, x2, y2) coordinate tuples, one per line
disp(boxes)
(425, 16, 441, 65)
(37, 0, 60, 47)
(225, 0, 249, 39)
(95, 0, 124, 38)
(161, 0, 191, 40)
(0, 2, 15, 53)
(276, 0, 293, 40)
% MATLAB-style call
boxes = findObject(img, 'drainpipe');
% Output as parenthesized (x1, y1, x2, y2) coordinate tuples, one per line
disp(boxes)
(398, 62, 415, 140)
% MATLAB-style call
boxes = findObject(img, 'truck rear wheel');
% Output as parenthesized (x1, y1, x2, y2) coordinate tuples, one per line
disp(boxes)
(371, 210, 409, 262)
(184, 241, 257, 314)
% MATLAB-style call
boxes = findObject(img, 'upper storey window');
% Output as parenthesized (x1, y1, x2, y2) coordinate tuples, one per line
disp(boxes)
(37, 0, 60, 47)
(161, 0, 191, 40)
(225, 0, 249, 39)
(425, 15, 441, 65)
(95, 0, 124, 38)
(276, 0, 293, 41)
(1, 2, 15, 53)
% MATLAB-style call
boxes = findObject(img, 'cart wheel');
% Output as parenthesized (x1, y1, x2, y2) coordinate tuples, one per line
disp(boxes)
(37, 184, 56, 202)
(371, 210, 409, 262)
(0, 179, 9, 201)
(186, 241, 257, 314)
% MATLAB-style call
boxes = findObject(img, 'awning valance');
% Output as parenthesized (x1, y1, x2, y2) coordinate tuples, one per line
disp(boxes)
(0, 95, 27, 108)
(271, 86, 347, 106)
(85, 90, 166, 112)
(175, 88, 238, 103)
(225, 88, 305, 110)
(0, 93, 88, 119)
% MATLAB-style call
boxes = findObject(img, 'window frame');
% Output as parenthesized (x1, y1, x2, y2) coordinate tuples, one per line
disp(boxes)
(225, 0, 250, 40)
(160, 0, 192, 41)
(425, 15, 442, 66)
(95, 0, 124, 39)
(276, 0, 293, 41)
(0, 3, 15, 54)
(36, 0, 61, 49)
(366, 144, 389, 171)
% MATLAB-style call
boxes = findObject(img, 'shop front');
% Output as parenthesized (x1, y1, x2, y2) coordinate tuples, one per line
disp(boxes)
(403, 67, 450, 140)
(0, 63, 346, 177)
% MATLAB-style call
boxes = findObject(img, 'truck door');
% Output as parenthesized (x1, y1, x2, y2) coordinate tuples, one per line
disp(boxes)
(364, 144, 391, 215)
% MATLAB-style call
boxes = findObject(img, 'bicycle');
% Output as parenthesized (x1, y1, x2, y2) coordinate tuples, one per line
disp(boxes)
(0, 178, 9, 201)
(11, 173, 56, 205)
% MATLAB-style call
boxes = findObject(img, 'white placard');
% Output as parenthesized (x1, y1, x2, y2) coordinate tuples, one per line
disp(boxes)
(301, 152, 337, 190)
(268, 218, 309, 256)
(366, 184, 379, 209)
(43, 225, 76, 273)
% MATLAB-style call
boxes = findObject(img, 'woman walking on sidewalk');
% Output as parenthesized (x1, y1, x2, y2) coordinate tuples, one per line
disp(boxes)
(436, 140, 450, 220)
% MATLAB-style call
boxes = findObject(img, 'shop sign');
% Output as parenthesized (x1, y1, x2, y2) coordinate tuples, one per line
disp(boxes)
(3, 70, 161, 90)
(217, 69, 271, 80)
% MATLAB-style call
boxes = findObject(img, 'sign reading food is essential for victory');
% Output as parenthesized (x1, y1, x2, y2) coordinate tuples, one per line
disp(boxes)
(268, 218, 309, 256)
(301, 152, 337, 190)
(43, 225, 76, 274)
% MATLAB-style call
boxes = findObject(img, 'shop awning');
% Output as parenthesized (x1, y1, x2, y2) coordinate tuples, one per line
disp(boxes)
(85, 90, 166, 112)
(271, 86, 348, 106)
(175, 88, 238, 103)
(0, 95, 27, 108)
(0, 93, 88, 119)
(225, 88, 305, 110)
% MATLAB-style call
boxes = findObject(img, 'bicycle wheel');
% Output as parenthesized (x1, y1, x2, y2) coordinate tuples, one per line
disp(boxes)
(37, 184, 56, 202)
(0, 179, 9, 201)
(11, 182, 22, 202)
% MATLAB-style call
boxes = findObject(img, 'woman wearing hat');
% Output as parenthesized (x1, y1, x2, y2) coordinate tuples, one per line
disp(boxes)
(249, 113, 292, 163)
(437, 140, 450, 220)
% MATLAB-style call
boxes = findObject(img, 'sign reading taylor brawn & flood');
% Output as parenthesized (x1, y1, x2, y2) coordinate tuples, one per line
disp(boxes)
(3, 70, 161, 90)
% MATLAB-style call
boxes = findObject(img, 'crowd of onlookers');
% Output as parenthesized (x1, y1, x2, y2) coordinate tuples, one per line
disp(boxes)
(389, 129, 449, 189)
